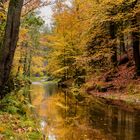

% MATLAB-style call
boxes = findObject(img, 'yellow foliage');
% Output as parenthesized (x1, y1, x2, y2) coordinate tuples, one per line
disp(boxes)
(0, 126, 5, 132)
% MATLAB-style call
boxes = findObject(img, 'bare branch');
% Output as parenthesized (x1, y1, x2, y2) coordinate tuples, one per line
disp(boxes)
(22, 0, 52, 16)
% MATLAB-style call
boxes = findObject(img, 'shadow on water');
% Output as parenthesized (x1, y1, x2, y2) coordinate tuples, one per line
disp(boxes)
(29, 81, 140, 140)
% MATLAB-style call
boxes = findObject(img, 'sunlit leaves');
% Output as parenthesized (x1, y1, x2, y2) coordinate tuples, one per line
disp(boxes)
(45, 0, 140, 85)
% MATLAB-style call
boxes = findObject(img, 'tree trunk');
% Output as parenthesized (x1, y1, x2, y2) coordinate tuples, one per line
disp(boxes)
(0, 0, 24, 93)
(132, 17, 140, 76)
(23, 43, 28, 77)
(110, 21, 117, 66)
(120, 33, 126, 54)
(26, 49, 32, 77)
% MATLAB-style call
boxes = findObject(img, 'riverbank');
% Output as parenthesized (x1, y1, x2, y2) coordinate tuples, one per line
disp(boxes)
(86, 80, 140, 112)
(89, 91, 140, 112)
(0, 88, 42, 139)
(84, 60, 140, 112)
(0, 112, 42, 140)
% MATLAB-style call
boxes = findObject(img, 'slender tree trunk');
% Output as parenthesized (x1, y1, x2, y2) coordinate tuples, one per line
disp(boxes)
(110, 21, 117, 66)
(16, 52, 22, 77)
(16, 43, 24, 77)
(132, 17, 140, 76)
(0, 0, 24, 93)
(23, 43, 28, 77)
(120, 33, 126, 54)
(27, 50, 32, 77)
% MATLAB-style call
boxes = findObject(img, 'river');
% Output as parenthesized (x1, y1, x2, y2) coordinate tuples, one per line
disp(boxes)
(28, 81, 140, 140)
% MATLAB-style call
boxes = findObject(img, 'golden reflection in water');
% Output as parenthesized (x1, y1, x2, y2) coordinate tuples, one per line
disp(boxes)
(31, 84, 44, 106)
(30, 84, 114, 140)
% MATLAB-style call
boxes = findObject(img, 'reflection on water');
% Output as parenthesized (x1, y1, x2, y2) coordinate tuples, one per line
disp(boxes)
(30, 82, 140, 140)
(44, 82, 58, 97)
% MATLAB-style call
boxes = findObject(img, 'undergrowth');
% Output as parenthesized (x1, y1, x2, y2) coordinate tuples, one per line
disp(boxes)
(0, 88, 42, 140)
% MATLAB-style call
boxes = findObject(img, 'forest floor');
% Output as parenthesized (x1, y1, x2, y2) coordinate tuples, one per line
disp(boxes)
(0, 89, 42, 140)
(86, 58, 140, 111)
(0, 112, 42, 140)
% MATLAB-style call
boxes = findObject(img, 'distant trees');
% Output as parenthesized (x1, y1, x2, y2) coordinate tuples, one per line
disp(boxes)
(17, 13, 44, 77)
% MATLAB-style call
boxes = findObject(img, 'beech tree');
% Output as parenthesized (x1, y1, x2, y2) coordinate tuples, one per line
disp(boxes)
(0, 0, 24, 94)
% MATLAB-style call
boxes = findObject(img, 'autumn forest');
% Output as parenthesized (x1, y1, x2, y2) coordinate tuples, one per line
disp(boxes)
(0, 0, 140, 140)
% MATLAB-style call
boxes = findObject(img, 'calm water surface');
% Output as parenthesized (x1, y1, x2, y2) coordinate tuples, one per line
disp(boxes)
(29, 82, 140, 140)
